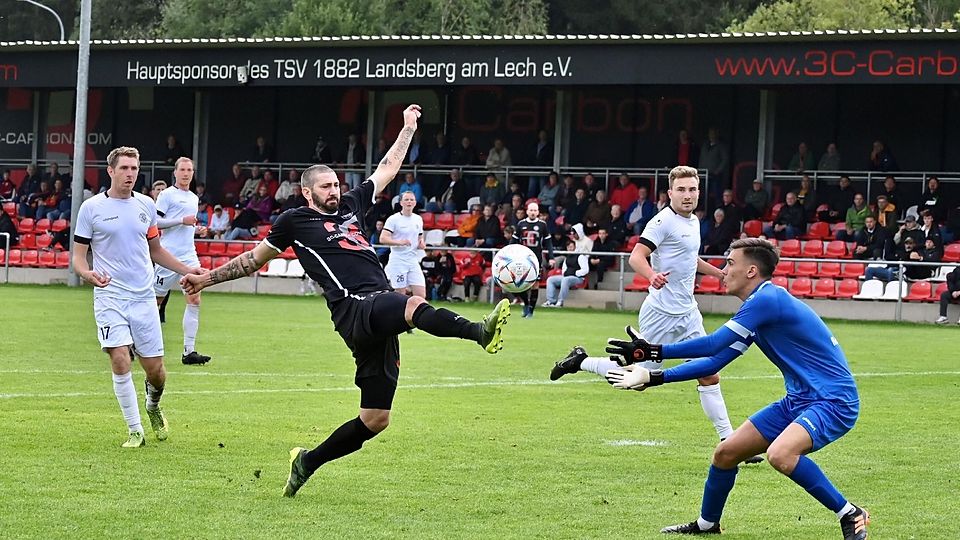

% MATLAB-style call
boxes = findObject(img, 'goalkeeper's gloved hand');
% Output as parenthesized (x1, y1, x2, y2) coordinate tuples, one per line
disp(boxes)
(604, 364, 665, 391)
(605, 326, 662, 365)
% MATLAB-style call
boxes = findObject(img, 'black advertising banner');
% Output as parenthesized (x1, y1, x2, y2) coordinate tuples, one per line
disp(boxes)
(4, 40, 960, 87)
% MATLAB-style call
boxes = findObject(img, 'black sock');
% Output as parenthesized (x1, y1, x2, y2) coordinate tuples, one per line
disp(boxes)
(529, 287, 540, 309)
(412, 303, 482, 342)
(158, 291, 170, 322)
(303, 417, 377, 474)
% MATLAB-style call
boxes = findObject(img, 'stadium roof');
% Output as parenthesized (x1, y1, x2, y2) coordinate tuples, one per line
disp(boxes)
(1, 27, 958, 50)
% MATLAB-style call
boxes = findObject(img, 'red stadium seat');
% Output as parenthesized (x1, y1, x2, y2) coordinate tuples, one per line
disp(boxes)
(824, 240, 849, 259)
(943, 243, 960, 263)
(199, 256, 213, 270)
(281, 247, 297, 259)
(2, 202, 15, 216)
(17, 233, 35, 249)
(34, 218, 51, 234)
(0, 249, 4, 264)
(932, 282, 948, 300)
(624, 235, 641, 252)
(243, 243, 256, 252)
(195, 241, 210, 255)
(35, 234, 53, 249)
(420, 212, 436, 229)
(788, 277, 812, 297)
(779, 239, 801, 258)
(815, 204, 830, 218)
(256, 224, 271, 239)
(801, 239, 824, 258)
(767, 202, 784, 221)
(841, 263, 865, 279)
(16, 218, 34, 234)
(774, 260, 794, 277)
(742, 220, 763, 238)
(435, 212, 455, 230)
(6, 249, 21, 266)
(225, 242, 245, 256)
(212, 256, 231, 267)
(207, 242, 226, 255)
(771, 276, 789, 288)
(832, 278, 860, 299)
(819, 262, 841, 278)
(695, 275, 722, 294)
(804, 221, 831, 240)
(54, 250, 70, 268)
(625, 274, 650, 292)
(50, 219, 69, 232)
(38, 250, 56, 268)
(905, 281, 933, 302)
(20, 249, 39, 267)
(794, 261, 819, 277)
(809, 278, 836, 298)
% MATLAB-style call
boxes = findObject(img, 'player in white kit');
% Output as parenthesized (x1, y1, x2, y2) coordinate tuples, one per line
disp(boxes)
(380, 191, 427, 299)
(72, 147, 203, 448)
(153, 157, 212, 365)
(552, 166, 759, 458)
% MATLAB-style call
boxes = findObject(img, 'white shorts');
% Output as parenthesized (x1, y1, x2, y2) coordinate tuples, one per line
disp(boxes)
(637, 301, 705, 370)
(153, 255, 200, 296)
(384, 261, 426, 289)
(93, 296, 164, 358)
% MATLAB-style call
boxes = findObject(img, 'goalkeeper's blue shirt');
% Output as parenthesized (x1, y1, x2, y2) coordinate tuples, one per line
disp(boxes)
(661, 280, 859, 405)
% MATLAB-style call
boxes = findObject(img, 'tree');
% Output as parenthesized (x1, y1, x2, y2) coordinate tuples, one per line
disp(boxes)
(160, 0, 294, 39)
(728, 0, 916, 32)
(548, 0, 762, 35)
(89, 1, 165, 40)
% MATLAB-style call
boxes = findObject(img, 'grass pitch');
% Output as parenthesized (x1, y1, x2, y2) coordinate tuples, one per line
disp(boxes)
(0, 284, 956, 539)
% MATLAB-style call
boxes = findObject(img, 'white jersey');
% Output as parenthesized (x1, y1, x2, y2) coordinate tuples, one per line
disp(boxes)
(155, 185, 199, 259)
(383, 212, 425, 263)
(639, 206, 701, 315)
(75, 192, 159, 301)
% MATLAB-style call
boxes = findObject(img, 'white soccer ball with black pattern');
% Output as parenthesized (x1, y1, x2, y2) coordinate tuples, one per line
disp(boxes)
(492, 244, 540, 293)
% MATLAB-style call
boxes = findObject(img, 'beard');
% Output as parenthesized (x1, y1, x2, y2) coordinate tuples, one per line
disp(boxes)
(312, 192, 339, 212)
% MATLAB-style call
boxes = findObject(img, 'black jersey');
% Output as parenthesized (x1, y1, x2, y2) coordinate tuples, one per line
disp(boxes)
(512, 218, 554, 258)
(265, 180, 391, 301)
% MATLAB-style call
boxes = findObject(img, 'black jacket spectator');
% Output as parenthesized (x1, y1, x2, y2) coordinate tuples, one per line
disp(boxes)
(920, 181, 947, 223)
(607, 214, 629, 246)
(474, 214, 502, 244)
(822, 180, 855, 223)
(775, 202, 806, 231)
(590, 233, 619, 285)
(854, 224, 890, 260)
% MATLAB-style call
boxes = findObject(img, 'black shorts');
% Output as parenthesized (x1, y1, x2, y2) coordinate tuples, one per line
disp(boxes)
(329, 290, 412, 410)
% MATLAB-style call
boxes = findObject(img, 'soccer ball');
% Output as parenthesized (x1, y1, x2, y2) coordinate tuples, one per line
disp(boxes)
(492, 244, 540, 293)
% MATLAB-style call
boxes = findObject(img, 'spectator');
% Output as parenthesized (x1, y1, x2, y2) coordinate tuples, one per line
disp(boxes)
(719, 189, 742, 228)
(836, 193, 869, 242)
(788, 142, 816, 172)
(742, 179, 769, 221)
(674, 129, 698, 167)
(15, 164, 41, 213)
(820, 175, 855, 223)
(275, 169, 300, 205)
(196, 200, 210, 229)
(163, 134, 186, 165)
(542, 238, 589, 308)
(868, 140, 897, 171)
(222, 163, 247, 205)
(430, 132, 451, 165)
(420, 250, 440, 294)
(246, 184, 276, 224)
(342, 134, 365, 189)
(875, 194, 898, 233)
(43, 162, 61, 184)
(0, 170, 16, 201)
(280, 191, 307, 213)
(473, 204, 502, 251)
(945, 204, 960, 243)
(529, 129, 554, 197)
(556, 174, 579, 210)
(370, 219, 390, 266)
(581, 173, 600, 202)
(460, 250, 486, 302)
(796, 174, 818, 218)
(455, 204, 482, 247)
(257, 169, 279, 199)
(485, 138, 512, 182)
(435, 251, 456, 301)
(150, 180, 167, 201)
(452, 136, 480, 166)
(865, 235, 937, 281)
(607, 204, 629, 246)
(501, 191, 524, 221)
(480, 172, 507, 208)
(853, 215, 891, 261)
(406, 131, 424, 165)
(536, 172, 560, 210)
(920, 176, 946, 223)
(20, 180, 48, 218)
(509, 205, 527, 229)
(763, 191, 805, 240)
(935, 267, 960, 325)
(311, 136, 332, 163)
(398, 172, 425, 207)
(589, 227, 618, 287)
(609, 173, 639, 210)
(250, 135, 274, 163)
(208, 204, 230, 239)
(703, 208, 736, 256)
(625, 185, 656, 235)
(435, 169, 468, 213)
(563, 188, 589, 227)
(239, 167, 260, 202)
(817, 142, 841, 171)
(36, 178, 65, 220)
(655, 189, 670, 212)
(584, 190, 612, 234)
(893, 214, 924, 248)
(195, 183, 212, 207)
(878, 175, 903, 209)
(364, 192, 394, 232)
(920, 210, 943, 246)
(699, 127, 730, 201)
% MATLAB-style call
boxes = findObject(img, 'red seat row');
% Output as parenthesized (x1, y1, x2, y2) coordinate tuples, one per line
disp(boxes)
(13, 218, 70, 234)
(770, 276, 946, 301)
(0, 249, 70, 268)
(773, 261, 865, 279)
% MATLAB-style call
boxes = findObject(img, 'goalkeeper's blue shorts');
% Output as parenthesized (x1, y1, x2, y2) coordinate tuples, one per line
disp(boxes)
(749, 396, 859, 452)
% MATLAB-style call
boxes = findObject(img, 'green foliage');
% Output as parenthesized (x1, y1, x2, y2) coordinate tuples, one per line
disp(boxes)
(89, 1, 165, 40)
(160, 0, 294, 39)
(729, 0, 917, 32)
(548, 0, 763, 34)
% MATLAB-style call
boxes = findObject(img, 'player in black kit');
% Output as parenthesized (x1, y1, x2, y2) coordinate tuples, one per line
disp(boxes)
(512, 201, 555, 318)
(181, 104, 511, 497)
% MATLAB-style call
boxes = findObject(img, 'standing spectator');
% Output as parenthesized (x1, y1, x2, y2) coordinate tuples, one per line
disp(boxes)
(796, 174, 818, 219)
(655, 189, 670, 212)
(589, 227, 618, 287)
(607, 205, 629, 246)
(868, 140, 897, 171)
(719, 189, 742, 228)
(536, 172, 560, 210)
(920, 176, 947, 224)
(935, 267, 960, 325)
(485, 138, 512, 182)
(460, 250, 486, 302)
(818, 142, 842, 171)
(452, 136, 480, 166)
(584, 190, 612, 234)
(435, 251, 456, 301)
(625, 185, 656, 235)
(0, 170, 17, 201)
(609, 173, 639, 210)
(15, 164, 41, 213)
(699, 127, 730, 201)
(365, 192, 393, 232)
(480, 172, 506, 207)
(820, 175, 855, 223)
(163, 134, 186, 165)
(529, 129, 554, 197)
(398, 172, 424, 207)
(788, 142, 816, 172)
(674, 129, 698, 167)
(875, 194, 898, 233)
(342, 134, 365, 189)
(311, 136, 332, 164)
(703, 208, 736, 256)
(250, 135, 274, 163)
(473, 204, 502, 251)
(430, 132, 451, 165)
(853, 215, 891, 261)
(209, 204, 231, 239)
(763, 192, 806, 240)
(742, 179, 769, 221)
(836, 193, 870, 242)
(150, 180, 167, 201)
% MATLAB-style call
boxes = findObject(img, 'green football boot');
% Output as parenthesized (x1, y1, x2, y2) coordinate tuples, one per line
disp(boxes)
(146, 407, 169, 441)
(282, 447, 311, 498)
(479, 299, 511, 354)
(121, 431, 146, 448)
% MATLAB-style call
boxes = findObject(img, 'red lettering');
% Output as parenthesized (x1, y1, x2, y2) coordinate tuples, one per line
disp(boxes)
(457, 86, 502, 132)
(616, 98, 651, 133)
(917, 55, 935, 75)
(804, 50, 827, 76)
(937, 50, 957, 76)
(576, 93, 611, 133)
(830, 50, 856, 76)
(895, 56, 916, 76)
(505, 97, 540, 132)
(868, 50, 893, 76)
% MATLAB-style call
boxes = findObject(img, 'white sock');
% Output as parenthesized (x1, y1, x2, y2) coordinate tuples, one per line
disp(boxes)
(698, 384, 734, 439)
(836, 502, 855, 519)
(697, 517, 716, 530)
(145, 378, 164, 411)
(112, 372, 143, 434)
(580, 356, 621, 377)
(183, 303, 200, 354)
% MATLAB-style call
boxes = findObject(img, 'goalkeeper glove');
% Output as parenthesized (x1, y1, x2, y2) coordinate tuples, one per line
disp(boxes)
(605, 326, 662, 365)
(604, 364, 665, 390)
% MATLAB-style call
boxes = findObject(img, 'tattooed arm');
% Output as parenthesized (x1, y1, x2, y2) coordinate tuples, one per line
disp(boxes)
(369, 104, 421, 195)
(180, 241, 278, 294)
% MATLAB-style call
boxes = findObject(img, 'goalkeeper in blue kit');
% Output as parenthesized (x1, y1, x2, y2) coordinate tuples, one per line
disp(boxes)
(593, 238, 869, 539)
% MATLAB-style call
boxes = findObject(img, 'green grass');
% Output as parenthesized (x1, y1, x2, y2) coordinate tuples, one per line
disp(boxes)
(0, 283, 956, 539)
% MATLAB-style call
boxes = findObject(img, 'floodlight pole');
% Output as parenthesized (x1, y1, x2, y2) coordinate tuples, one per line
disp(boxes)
(16, 0, 65, 42)
(67, 0, 92, 287)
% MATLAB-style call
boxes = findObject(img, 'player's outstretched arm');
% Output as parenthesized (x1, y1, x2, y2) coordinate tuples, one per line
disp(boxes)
(369, 104, 421, 195)
(696, 257, 725, 279)
(606, 323, 747, 362)
(181, 241, 277, 294)
(606, 346, 743, 390)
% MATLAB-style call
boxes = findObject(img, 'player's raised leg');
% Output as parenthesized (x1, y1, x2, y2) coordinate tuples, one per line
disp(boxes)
(404, 295, 510, 354)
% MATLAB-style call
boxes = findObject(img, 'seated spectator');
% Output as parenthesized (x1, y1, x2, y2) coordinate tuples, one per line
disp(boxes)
(472, 204, 502, 251)
(38, 179, 64, 220)
(719, 189, 742, 229)
(366, 191, 394, 232)
(625, 185, 656, 235)
(509, 206, 526, 228)
(370, 219, 390, 265)
(222, 163, 247, 205)
(0, 170, 16, 201)
(853, 215, 891, 261)
(581, 173, 600, 202)
(500, 180, 525, 210)
(536, 172, 560, 210)
(196, 200, 210, 229)
(836, 193, 870, 242)
(584, 190, 612, 234)
(280, 192, 307, 213)
(788, 142, 815, 172)
(543, 239, 589, 308)
(878, 175, 903, 208)
(480, 173, 506, 208)
(434, 169, 468, 213)
(865, 235, 938, 281)
(460, 250, 486, 302)
(609, 173, 639, 209)
(563, 188, 589, 227)
(455, 204, 482, 247)
(589, 227, 618, 287)
(274, 169, 299, 205)
(398, 172, 425, 207)
(893, 214, 924, 248)
(818, 142, 841, 171)
(208, 204, 231, 239)
(875, 194, 898, 233)
(920, 210, 943, 246)
(763, 191, 806, 240)
(655, 189, 669, 212)
(702, 208, 736, 256)
(820, 175, 855, 223)
(556, 174, 578, 210)
(257, 170, 279, 199)
(935, 267, 960, 325)
(696, 209, 710, 245)
(195, 182, 212, 207)
(607, 204, 629, 247)
(868, 140, 898, 171)
(248, 184, 276, 223)
(920, 176, 946, 224)
(796, 174, 817, 219)
(238, 167, 260, 202)
(22, 180, 50, 218)
(742, 179, 768, 221)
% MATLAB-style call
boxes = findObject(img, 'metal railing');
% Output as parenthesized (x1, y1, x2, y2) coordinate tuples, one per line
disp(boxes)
(762, 169, 960, 206)
(0, 232, 10, 284)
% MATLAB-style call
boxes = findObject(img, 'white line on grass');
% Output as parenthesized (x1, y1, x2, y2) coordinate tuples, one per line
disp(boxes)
(605, 439, 670, 447)
(1, 370, 959, 400)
